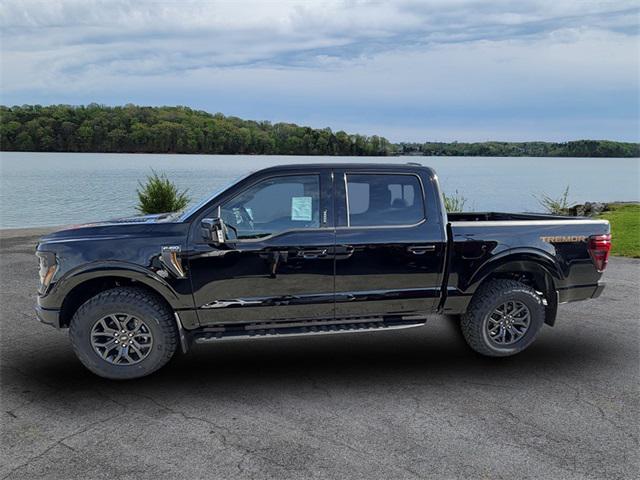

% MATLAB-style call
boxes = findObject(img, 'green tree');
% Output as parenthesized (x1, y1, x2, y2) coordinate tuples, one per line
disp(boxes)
(136, 170, 191, 214)
(1, 104, 637, 157)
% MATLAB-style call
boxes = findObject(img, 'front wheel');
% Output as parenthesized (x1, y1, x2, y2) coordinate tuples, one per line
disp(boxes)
(460, 279, 545, 357)
(69, 287, 178, 379)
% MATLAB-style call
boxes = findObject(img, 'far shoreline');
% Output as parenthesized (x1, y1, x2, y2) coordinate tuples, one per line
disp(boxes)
(3, 105, 639, 158)
(1, 151, 639, 159)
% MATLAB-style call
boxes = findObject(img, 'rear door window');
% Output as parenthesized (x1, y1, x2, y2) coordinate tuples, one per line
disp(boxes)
(345, 174, 425, 227)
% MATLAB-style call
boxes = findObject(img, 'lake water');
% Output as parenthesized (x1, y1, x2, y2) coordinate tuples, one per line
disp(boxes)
(0, 152, 638, 229)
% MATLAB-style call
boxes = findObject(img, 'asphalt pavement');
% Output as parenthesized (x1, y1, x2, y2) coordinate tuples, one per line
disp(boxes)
(1, 227, 638, 480)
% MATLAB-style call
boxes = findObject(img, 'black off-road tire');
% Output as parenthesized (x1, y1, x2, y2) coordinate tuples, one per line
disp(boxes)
(69, 287, 178, 380)
(460, 279, 545, 357)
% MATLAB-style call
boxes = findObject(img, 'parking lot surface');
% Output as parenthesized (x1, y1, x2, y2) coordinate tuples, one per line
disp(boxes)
(1, 228, 638, 479)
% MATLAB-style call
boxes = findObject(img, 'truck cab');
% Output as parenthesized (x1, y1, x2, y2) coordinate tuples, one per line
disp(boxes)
(188, 164, 446, 326)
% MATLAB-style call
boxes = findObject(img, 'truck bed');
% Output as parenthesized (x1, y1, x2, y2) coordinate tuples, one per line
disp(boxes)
(447, 212, 590, 223)
(443, 210, 610, 313)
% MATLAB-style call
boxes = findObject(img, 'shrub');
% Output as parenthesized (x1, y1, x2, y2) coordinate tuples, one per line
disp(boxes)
(136, 170, 190, 214)
(534, 185, 571, 215)
(443, 190, 467, 212)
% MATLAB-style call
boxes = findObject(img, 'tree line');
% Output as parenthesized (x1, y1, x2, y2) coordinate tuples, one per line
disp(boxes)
(0, 104, 392, 156)
(396, 140, 639, 158)
(1, 104, 638, 157)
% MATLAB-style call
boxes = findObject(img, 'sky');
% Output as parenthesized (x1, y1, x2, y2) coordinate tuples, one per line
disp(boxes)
(1, 0, 639, 142)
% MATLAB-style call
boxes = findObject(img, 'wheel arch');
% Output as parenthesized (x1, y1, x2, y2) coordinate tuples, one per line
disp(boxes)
(55, 264, 184, 328)
(465, 249, 561, 326)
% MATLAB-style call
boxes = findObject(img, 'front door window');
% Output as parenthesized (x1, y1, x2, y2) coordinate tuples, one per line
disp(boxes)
(221, 175, 320, 240)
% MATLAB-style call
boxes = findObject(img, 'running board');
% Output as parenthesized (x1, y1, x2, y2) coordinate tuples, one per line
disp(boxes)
(192, 317, 427, 344)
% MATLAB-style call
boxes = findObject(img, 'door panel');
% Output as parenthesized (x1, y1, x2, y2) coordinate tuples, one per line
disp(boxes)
(334, 228, 445, 318)
(190, 231, 336, 325)
(334, 171, 446, 319)
(188, 170, 335, 326)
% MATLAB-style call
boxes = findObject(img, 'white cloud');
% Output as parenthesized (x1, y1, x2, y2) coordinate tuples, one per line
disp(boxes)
(1, 0, 638, 141)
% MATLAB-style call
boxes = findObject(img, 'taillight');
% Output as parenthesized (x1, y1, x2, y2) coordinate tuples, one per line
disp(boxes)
(588, 234, 611, 272)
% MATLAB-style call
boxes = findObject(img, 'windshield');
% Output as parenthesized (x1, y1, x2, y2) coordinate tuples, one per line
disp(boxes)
(173, 172, 253, 222)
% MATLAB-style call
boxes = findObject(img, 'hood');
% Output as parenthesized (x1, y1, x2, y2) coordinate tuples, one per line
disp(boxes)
(38, 212, 186, 245)
(60, 212, 176, 230)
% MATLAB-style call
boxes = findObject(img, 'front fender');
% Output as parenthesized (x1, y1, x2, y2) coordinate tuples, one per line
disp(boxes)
(46, 260, 191, 310)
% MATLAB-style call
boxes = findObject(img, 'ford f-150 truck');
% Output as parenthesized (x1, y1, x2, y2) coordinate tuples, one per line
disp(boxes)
(36, 164, 611, 379)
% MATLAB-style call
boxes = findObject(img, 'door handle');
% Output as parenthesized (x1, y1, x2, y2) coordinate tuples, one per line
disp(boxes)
(301, 248, 328, 259)
(333, 245, 355, 260)
(407, 245, 436, 255)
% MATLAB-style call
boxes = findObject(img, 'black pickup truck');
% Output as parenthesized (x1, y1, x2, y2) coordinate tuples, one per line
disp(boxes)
(36, 163, 611, 379)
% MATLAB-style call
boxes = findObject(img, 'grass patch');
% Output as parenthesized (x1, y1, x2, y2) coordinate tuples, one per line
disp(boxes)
(598, 204, 640, 258)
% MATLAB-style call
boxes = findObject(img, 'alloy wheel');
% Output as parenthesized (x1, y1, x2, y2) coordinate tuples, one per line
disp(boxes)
(90, 313, 153, 365)
(486, 300, 531, 346)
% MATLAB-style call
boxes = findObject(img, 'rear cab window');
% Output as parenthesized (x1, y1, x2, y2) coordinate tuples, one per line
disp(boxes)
(341, 173, 426, 227)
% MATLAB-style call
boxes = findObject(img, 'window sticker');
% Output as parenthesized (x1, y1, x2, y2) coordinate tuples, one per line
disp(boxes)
(291, 196, 313, 221)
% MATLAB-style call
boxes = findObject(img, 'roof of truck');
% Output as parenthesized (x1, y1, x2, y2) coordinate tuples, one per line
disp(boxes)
(255, 162, 435, 173)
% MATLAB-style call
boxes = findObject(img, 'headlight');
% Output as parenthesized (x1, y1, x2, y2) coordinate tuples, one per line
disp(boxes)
(36, 251, 58, 292)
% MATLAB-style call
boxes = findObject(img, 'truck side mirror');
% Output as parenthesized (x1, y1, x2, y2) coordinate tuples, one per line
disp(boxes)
(201, 217, 227, 245)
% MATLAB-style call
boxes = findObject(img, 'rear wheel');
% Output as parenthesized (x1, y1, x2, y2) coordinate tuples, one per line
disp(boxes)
(460, 279, 545, 357)
(69, 287, 178, 379)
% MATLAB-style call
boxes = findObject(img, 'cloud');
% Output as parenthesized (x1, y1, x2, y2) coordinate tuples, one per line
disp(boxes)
(1, 0, 638, 141)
